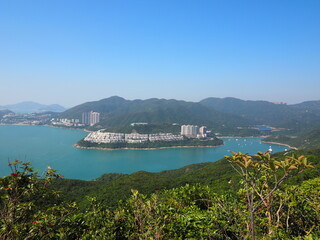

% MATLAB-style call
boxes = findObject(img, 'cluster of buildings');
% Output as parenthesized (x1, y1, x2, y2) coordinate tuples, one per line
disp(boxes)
(180, 125, 207, 138)
(82, 111, 100, 126)
(83, 124, 208, 144)
(51, 118, 83, 127)
(84, 131, 184, 144)
(50, 111, 101, 127)
(0, 112, 53, 125)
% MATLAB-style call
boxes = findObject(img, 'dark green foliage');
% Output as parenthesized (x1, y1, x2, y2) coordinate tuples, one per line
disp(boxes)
(200, 97, 320, 133)
(263, 128, 320, 149)
(60, 96, 256, 131)
(104, 123, 181, 134)
(50, 149, 320, 216)
(214, 126, 261, 137)
(49, 173, 127, 205)
(1, 150, 320, 239)
(59, 96, 320, 136)
(50, 159, 240, 209)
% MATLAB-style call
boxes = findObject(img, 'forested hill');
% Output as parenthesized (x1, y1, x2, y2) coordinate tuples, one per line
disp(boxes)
(60, 96, 256, 128)
(200, 97, 320, 132)
(52, 149, 320, 209)
(2, 149, 319, 239)
(59, 96, 320, 134)
(263, 127, 320, 149)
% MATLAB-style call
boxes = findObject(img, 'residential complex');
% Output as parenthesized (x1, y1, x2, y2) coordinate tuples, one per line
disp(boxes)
(84, 131, 184, 144)
(51, 118, 83, 127)
(181, 125, 207, 138)
(82, 111, 100, 126)
(84, 124, 209, 145)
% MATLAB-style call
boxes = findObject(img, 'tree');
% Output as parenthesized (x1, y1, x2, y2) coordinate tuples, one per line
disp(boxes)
(225, 151, 314, 239)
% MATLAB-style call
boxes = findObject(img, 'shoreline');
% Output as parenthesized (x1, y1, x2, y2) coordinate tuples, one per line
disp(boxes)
(73, 143, 224, 151)
(0, 123, 92, 132)
(219, 136, 269, 138)
(260, 140, 298, 150)
(0, 124, 298, 150)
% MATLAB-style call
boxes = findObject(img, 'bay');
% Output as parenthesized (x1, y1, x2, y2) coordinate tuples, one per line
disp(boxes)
(0, 125, 288, 180)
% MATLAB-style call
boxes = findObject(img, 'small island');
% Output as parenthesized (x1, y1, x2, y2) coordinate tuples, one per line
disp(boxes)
(75, 123, 224, 150)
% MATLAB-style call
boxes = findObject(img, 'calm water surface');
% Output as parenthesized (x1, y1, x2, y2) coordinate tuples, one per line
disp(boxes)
(0, 125, 288, 180)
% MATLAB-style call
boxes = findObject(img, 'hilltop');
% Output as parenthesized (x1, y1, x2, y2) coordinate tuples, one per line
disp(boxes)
(200, 97, 320, 132)
(58, 96, 320, 137)
(60, 96, 258, 133)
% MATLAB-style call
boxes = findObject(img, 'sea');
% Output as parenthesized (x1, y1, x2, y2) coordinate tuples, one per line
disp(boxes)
(0, 125, 288, 180)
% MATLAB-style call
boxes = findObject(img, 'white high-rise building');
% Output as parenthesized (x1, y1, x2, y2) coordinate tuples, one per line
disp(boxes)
(90, 111, 100, 126)
(82, 111, 100, 126)
(181, 125, 199, 138)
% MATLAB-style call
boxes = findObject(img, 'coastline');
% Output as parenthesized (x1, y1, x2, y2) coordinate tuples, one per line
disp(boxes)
(219, 136, 269, 138)
(0, 123, 92, 132)
(260, 140, 298, 150)
(73, 143, 224, 151)
(0, 124, 298, 151)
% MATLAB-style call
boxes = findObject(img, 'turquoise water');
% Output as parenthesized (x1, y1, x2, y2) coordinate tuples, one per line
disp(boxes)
(0, 125, 288, 180)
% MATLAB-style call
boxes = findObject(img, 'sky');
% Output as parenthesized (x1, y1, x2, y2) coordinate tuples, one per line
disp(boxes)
(0, 0, 320, 107)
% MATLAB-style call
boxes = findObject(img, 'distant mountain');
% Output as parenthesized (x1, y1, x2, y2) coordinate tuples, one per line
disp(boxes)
(60, 96, 256, 129)
(263, 126, 320, 149)
(200, 97, 320, 131)
(291, 100, 320, 112)
(59, 96, 320, 134)
(0, 102, 66, 113)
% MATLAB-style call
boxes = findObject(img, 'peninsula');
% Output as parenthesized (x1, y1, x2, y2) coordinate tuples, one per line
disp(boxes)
(76, 124, 223, 150)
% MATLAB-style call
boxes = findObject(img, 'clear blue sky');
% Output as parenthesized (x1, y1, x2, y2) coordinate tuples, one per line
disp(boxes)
(1, 0, 319, 107)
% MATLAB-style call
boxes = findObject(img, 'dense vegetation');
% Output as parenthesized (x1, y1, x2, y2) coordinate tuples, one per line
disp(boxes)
(77, 137, 223, 150)
(263, 127, 320, 149)
(60, 96, 256, 131)
(1, 150, 319, 239)
(103, 123, 182, 134)
(200, 97, 320, 132)
(58, 96, 320, 137)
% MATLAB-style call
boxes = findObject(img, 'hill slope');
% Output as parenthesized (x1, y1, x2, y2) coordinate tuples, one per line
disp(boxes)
(263, 127, 320, 149)
(200, 97, 320, 131)
(60, 96, 256, 129)
(53, 148, 320, 209)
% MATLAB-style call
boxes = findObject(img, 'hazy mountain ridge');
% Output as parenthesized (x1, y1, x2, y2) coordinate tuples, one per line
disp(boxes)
(0, 101, 66, 113)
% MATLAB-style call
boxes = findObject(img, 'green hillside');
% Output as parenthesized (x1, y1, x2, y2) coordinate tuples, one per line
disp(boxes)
(52, 149, 320, 209)
(2, 149, 319, 239)
(263, 127, 320, 149)
(104, 123, 181, 134)
(200, 97, 320, 132)
(59, 96, 320, 135)
(60, 96, 257, 130)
